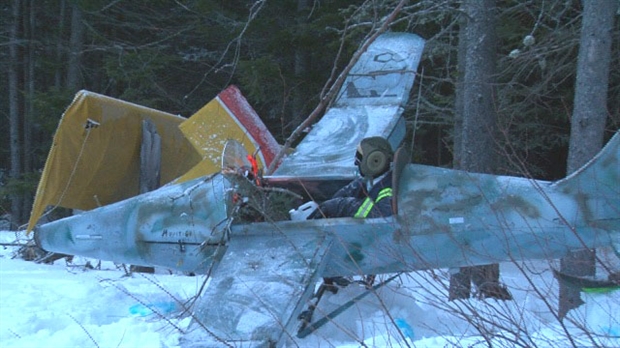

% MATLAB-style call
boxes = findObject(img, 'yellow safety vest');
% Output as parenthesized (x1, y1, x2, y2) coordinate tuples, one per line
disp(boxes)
(354, 187, 393, 218)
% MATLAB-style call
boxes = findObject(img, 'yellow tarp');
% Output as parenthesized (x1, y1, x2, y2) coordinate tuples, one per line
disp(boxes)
(27, 91, 201, 232)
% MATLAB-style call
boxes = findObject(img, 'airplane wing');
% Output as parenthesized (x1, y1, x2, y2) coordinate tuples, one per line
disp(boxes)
(267, 33, 425, 200)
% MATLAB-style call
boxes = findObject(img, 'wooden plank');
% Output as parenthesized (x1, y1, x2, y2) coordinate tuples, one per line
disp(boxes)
(139, 119, 161, 194)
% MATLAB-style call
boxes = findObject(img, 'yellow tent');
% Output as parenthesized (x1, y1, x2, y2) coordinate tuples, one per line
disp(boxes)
(27, 86, 280, 232)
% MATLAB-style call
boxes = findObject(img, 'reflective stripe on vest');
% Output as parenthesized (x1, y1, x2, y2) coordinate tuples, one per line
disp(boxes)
(354, 187, 393, 218)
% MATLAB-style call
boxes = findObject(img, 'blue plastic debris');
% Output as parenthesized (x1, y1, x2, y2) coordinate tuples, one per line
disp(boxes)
(395, 318, 414, 339)
(129, 301, 177, 317)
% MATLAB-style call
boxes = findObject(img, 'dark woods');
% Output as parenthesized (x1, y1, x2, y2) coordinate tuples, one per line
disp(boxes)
(1, 0, 619, 229)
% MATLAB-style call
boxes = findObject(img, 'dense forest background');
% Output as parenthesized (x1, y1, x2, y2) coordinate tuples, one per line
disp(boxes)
(1, 0, 619, 229)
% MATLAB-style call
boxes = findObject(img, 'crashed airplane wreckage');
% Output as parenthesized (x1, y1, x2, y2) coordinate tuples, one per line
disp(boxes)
(29, 33, 619, 347)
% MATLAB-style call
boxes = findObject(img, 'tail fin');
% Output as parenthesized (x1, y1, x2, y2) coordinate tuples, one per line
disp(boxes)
(553, 131, 620, 253)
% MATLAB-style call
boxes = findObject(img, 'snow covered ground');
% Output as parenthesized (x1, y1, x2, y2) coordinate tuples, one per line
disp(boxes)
(1, 230, 618, 348)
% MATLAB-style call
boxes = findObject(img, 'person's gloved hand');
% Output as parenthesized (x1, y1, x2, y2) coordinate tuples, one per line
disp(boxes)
(289, 201, 318, 220)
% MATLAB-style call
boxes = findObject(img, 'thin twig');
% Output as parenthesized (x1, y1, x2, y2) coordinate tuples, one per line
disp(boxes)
(67, 313, 100, 348)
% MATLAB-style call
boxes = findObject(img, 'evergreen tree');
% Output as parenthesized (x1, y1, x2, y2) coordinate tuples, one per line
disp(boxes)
(559, 0, 618, 320)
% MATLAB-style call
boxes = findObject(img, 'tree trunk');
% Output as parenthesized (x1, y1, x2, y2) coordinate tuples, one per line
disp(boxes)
(9, 0, 23, 229)
(459, 0, 498, 174)
(55, 0, 66, 89)
(67, 1, 84, 91)
(449, 10, 469, 300)
(559, 0, 617, 320)
(449, 0, 511, 301)
(24, 0, 34, 175)
(19, 0, 36, 221)
(452, 11, 467, 170)
(22, 0, 37, 220)
(290, 0, 311, 136)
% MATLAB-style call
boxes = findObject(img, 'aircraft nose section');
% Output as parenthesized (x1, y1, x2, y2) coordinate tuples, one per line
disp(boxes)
(34, 175, 229, 273)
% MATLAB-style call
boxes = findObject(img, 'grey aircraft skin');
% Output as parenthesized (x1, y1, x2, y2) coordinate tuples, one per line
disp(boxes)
(34, 33, 619, 347)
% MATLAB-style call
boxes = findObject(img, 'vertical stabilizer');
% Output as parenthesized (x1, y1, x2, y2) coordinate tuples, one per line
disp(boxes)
(553, 131, 620, 236)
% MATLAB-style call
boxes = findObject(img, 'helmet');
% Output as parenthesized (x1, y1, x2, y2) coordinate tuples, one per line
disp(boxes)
(355, 137, 393, 178)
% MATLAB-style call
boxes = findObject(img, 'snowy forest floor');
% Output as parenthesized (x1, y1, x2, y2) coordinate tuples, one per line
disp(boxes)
(1, 230, 619, 348)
